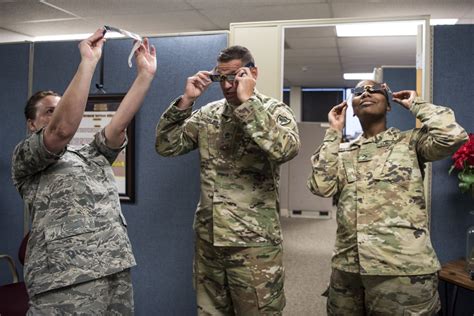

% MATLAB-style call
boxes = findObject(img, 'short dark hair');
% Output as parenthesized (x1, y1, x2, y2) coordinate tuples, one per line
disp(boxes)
(24, 90, 60, 120)
(217, 45, 255, 65)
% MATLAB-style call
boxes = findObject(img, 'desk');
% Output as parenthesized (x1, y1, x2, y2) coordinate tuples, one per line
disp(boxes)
(439, 259, 474, 316)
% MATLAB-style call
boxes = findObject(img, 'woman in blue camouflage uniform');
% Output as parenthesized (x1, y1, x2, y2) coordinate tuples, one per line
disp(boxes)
(12, 29, 156, 314)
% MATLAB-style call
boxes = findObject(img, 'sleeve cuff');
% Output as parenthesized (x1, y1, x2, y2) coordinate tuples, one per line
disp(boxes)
(95, 128, 128, 155)
(409, 96, 427, 116)
(37, 128, 65, 160)
(165, 96, 194, 121)
(233, 96, 260, 122)
(324, 128, 343, 142)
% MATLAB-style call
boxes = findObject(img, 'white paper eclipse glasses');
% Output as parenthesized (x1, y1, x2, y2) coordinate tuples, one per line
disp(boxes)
(103, 25, 143, 68)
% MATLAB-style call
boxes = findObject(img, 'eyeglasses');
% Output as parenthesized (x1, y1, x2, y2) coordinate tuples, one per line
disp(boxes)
(351, 83, 391, 96)
(209, 73, 238, 83)
(209, 62, 255, 82)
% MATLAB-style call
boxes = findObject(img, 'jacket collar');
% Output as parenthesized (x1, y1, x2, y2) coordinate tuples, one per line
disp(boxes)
(351, 127, 401, 147)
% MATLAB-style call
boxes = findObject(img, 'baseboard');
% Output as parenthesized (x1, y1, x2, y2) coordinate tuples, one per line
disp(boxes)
(290, 209, 331, 219)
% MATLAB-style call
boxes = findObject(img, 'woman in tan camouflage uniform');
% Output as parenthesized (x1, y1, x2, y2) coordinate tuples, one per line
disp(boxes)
(308, 80, 467, 315)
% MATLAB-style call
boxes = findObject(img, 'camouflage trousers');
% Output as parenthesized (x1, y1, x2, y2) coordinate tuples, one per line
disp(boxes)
(194, 237, 286, 315)
(27, 269, 133, 315)
(327, 268, 440, 316)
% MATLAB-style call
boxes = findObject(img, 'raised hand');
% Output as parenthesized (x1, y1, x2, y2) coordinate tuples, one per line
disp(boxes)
(392, 90, 417, 110)
(235, 66, 256, 103)
(328, 101, 347, 132)
(135, 38, 157, 79)
(179, 71, 212, 109)
(78, 28, 106, 64)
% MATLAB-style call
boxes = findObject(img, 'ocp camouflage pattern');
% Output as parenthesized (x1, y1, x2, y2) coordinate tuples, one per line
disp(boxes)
(194, 238, 285, 315)
(308, 97, 468, 275)
(156, 90, 300, 247)
(327, 269, 440, 315)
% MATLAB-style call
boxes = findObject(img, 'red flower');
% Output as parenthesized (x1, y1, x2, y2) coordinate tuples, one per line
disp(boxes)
(452, 133, 474, 170)
(450, 133, 474, 193)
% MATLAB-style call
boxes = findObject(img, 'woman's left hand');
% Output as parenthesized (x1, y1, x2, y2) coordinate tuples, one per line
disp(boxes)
(392, 90, 417, 109)
(135, 38, 157, 79)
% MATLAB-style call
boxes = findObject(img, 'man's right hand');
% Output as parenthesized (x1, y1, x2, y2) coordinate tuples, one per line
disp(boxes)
(178, 71, 212, 110)
(78, 28, 106, 65)
(328, 101, 347, 132)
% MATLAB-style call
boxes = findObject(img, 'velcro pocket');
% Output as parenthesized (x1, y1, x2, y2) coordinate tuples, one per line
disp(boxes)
(44, 217, 96, 241)
(44, 218, 98, 274)
(373, 143, 418, 190)
(250, 247, 286, 310)
(403, 291, 440, 315)
(254, 264, 285, 309)
(340, 148, 358, 184)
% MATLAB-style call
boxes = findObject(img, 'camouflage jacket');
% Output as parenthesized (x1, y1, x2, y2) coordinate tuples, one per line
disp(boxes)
(156, 91, 300, 247)
(307, 98, 468, 275)
(11, 128, 136, 296)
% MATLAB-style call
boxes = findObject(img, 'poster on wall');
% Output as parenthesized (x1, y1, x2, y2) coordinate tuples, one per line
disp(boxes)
(70, 93, 135, 202)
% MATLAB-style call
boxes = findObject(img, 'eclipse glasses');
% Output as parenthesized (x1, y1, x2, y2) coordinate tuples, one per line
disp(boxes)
(209, 62, 255, 82)
(103, 25, 143, 68)
(351, 83, 392, 97)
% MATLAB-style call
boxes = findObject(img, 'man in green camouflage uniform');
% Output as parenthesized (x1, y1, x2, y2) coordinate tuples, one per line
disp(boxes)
(155, 46, 300, 315)
(307, 80, 468, 315)
(11, 31, 157, 314)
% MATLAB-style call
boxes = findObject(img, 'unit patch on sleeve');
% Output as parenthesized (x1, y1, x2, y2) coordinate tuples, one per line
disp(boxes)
(277, 114, 291, 126)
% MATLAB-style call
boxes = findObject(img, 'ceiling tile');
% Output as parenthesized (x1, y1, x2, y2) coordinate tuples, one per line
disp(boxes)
(330, 1, 474, 19)
(45, 0, 194, 16)
(6, 19, 96, 37)
(0, 1, 72, 25)
(88, 11, 218, 34)
(187, 0, 328, 10)
(0, 29, 33, 43)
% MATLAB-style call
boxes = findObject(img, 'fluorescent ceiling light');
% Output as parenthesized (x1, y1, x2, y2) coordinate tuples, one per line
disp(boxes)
(343, 73, 373, 80)
(336, 21, 420, 37)
(430, 19, 458, 25)
(33, 32, 124, 42)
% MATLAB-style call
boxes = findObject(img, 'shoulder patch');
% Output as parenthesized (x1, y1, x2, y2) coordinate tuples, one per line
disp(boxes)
(277, 114, 291, 126)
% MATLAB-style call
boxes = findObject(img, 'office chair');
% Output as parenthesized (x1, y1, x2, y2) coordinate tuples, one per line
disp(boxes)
(0, 232, 30, 315)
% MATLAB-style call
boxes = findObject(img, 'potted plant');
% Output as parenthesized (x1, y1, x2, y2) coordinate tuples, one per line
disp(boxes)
(449, 133, 474, 279)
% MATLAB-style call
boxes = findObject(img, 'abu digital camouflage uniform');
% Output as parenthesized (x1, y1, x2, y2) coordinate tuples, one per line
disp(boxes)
(27, 268, 133, 315)
(11, 128, 136, 314)
(308, 97, 468, 315)
(156, 90, 300, 315)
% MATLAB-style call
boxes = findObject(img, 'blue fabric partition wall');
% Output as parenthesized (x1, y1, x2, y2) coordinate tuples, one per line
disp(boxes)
(382, 67, 416, 131)
(101, 34, 227, 315)
(432, 25, 474, 314)
(0, 43, 30, 285)
(0, 33, 227, 314)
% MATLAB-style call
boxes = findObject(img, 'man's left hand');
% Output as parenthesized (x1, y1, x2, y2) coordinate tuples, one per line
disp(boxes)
(235, 67, 256, 103)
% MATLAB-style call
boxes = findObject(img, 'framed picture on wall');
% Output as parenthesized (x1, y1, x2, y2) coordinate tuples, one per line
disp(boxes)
(70, 93, 135, 203)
